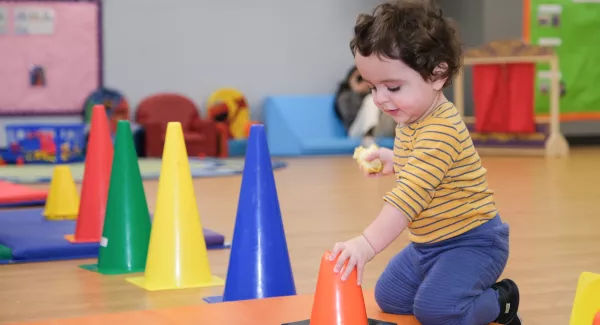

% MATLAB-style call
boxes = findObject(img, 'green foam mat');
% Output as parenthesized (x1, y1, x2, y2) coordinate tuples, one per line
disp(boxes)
(0, 244, 11, 260)
(0, 157, 287, 184)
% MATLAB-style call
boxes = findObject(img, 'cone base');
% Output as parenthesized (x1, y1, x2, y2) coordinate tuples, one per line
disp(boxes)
(45, 214, 77, 221)
(202, 295, 224, 303)
(282, 318, 397, 325)
(125, 275, 225, 292)
(64, 234, 100, 244)
(79, 263, 145, 275)
(203, 292, 297, 304)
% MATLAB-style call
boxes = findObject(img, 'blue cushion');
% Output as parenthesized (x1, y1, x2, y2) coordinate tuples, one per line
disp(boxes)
(302, 138, 362, 155)
(228, 139, 247, 157)
(376, 137, 395, 149)
(264, 94, 394, 156)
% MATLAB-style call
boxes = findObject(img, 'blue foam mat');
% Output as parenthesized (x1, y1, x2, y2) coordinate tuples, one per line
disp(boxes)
(0, 200, 46, 208)
(0, 207, 230, 264)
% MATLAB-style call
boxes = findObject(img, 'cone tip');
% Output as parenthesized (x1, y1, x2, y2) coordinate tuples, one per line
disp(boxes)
(117, 120, 131, 127)
(165, 122, 183, 137)
(248, 124, 265, 137)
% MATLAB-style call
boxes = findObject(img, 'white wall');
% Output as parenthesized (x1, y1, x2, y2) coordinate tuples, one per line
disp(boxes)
(2, 0, 595, 147)
(103, 0, 384, 120)
(0, 0, 383, 146)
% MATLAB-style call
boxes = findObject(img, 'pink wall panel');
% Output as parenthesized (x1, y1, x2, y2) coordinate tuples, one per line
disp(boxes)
(0, 1, 99, 115)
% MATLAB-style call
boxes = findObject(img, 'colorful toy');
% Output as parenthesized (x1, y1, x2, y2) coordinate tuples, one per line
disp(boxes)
(206, 88, 259, 139)
(82, 88, 130, 134)
(4, 123, 85, 164)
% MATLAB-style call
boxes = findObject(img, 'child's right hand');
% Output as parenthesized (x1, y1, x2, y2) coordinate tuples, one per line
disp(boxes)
(355, 145, 395, 177)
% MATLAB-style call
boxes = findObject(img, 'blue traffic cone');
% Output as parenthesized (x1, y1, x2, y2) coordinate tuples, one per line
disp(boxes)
(203, 124, 296, 303)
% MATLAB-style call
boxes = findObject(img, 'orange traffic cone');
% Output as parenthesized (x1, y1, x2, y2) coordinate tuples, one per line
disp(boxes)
(283, 251, 399, 325)
(65, 105, 114, 243)
(309, 251, 369, 325)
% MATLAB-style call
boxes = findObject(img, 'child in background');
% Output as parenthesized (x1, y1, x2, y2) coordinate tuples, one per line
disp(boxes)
(329, 1, 522, 325)
(334, 66, 397, 144)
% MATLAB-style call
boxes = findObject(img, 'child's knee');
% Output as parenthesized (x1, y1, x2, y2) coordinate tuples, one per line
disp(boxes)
(373, 246, 421, 315)
(373, 272, 415, 315)
(413, 300, 461, 325)
(413, 291, 464, 325)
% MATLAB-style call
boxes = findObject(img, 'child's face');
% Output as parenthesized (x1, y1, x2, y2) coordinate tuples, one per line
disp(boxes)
(354, 53, 446, 125)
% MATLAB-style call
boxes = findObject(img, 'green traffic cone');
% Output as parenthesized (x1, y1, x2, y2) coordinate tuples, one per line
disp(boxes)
(80, 120, 151, 274)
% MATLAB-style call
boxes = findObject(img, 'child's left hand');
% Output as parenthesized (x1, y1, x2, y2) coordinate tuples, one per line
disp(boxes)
(330, 235, 376, 285)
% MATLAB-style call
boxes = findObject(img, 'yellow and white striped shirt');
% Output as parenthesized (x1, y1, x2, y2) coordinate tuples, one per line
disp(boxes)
(383, 102, 498, 244)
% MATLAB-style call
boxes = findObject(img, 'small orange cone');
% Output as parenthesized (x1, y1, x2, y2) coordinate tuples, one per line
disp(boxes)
(309, 251, 369, 325)
(65, 105, 114, 243)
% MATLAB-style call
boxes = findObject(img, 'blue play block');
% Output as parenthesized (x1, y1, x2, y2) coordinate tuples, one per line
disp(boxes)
(228, 139, 247, 157)
(263, 94, 394, 156)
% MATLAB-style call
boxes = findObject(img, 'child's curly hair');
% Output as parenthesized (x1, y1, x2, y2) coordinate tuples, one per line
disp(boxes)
(350, 0, 463, 87)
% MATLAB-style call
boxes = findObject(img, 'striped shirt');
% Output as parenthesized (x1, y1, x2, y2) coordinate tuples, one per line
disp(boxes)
(383, 102, 498, 244)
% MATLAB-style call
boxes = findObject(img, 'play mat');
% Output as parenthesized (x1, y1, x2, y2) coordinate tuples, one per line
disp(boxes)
(0, 157, 287, 184)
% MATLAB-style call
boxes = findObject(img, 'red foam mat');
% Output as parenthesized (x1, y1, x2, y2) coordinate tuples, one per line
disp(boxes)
(0, 181, 47, 206)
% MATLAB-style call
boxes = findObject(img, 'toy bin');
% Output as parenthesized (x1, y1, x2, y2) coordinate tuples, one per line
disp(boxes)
(4, 123, 86, 164)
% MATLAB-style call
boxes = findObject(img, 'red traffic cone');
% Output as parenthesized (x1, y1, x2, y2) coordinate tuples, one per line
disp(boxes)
(65, 105, 114, 243)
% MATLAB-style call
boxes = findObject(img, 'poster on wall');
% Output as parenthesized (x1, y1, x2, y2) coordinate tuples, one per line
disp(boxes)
(13, 6, 55, 35)
(527, 0, 600, 121)
(0, 0, 101, 116)
(0, 6, 7, 35)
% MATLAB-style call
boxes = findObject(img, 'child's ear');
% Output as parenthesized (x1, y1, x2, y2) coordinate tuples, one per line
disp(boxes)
(431, 63, 448, 91)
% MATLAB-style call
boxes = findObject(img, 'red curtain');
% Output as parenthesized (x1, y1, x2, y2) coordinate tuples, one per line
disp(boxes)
(473, 63, 536, 133)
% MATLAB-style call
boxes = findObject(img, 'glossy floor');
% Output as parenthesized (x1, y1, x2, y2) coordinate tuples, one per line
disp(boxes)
(1, 148, 599, 325)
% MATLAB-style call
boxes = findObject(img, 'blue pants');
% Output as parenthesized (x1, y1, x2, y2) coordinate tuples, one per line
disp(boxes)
(374, 215, 509, 325)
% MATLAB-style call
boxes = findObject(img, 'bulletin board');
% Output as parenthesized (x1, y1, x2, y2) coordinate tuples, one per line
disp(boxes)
(525, 0, 600, 121)
(0, 0, 102, 116)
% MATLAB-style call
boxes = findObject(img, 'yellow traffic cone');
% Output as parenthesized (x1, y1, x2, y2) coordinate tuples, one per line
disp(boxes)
(43, 165, 80, 220)
(569, 272, 600, 325)
(126, 122, 224, 291)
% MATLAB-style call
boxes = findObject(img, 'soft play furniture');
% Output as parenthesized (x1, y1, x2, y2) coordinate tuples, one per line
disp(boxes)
(82, 88, 130, 134)
(207, 88, 255, 139)
(205, 102, 231, 157)
(263, 94, 394, 156)
(206, 88, 258, 157)
(135, 93, 220, 158)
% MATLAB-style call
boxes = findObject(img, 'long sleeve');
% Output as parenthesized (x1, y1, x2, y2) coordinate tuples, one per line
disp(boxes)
(383, 118, 462, 222)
